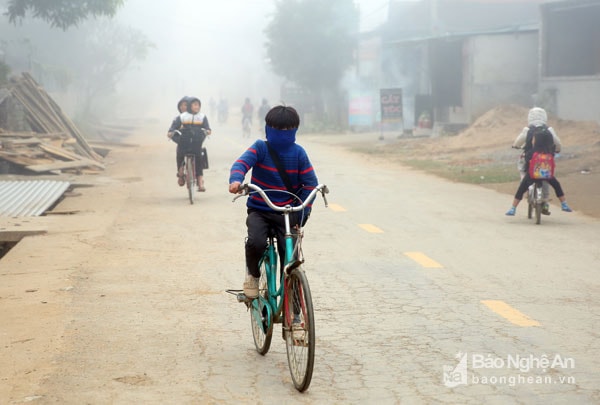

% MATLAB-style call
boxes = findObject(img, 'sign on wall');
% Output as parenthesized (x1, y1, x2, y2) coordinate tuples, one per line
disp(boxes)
(380, 88, 403, 123)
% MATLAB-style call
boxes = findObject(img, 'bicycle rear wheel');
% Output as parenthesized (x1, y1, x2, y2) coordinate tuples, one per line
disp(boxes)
(251, 255, 273, 355)
(534, 184, 542, 224)
(284, 267, 315, 392)
(185, 156, 195, 204)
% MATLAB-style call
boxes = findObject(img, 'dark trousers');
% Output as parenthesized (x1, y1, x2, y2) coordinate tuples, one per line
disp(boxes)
(245, 208, 301, 278)
(176, 143, 204, 176)
(514, 174, 565, 200)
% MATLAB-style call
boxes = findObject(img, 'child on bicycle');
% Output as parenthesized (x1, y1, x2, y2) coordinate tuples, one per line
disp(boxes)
(228, 105, 318, 298)
(167, 96, 190, 186)
(511, 107, 563, 215)
(505, 118, 572, 216)
(168, 97, 212, 191)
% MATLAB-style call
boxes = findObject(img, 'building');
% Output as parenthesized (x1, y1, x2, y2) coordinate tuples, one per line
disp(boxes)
(537, 0, 600, 122)
(354, 0, 600, 133)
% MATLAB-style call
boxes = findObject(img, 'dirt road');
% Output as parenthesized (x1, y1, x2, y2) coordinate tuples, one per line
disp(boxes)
(1, 120, 599, 403)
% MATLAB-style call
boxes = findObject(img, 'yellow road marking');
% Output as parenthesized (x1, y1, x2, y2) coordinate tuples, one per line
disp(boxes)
(481, 300, 541, 327)
(328, 204, 347, 212)
(404, 252, 443, 268)
(358, 224, 384, 233)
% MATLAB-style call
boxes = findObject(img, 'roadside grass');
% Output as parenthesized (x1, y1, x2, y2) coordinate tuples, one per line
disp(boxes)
(400, 159, 519, 184)
(349, 143, 519, 185)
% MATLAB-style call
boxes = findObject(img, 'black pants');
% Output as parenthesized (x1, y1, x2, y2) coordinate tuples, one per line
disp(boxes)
(245, 208, 302, 278)
(514, 174, 565, 200)
(176, 143, 204, 177)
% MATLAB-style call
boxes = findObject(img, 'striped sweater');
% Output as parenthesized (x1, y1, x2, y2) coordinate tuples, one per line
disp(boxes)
(229, 139, 318, 212)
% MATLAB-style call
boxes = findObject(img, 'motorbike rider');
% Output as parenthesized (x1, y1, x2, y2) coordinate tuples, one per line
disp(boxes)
(505, 118, 572, 216)
(510, 107, 562, 215)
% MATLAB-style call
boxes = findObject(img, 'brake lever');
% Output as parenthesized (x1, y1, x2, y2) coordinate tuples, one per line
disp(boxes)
(321, 185, 329, 208)
(231, 184, 250, 202)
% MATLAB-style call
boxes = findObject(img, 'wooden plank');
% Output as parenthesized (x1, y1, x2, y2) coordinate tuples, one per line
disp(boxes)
(21, 73, 96, 158)
(10, 91, 53, 133)
(39, 143, 87, 161)
(0, 152, 47, 166)
(6, 73, 103, 165)
(13, 82, 63, 131)
(47, 95, 101, 161)
(2, 137, 42, 146)
(26, 157, 105, 172)
(0, 131, 43, 138)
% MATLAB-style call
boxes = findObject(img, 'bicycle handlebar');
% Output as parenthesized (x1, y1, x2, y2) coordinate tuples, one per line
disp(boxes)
(232, 183, 329, 211)
(174, 128, 208, 136)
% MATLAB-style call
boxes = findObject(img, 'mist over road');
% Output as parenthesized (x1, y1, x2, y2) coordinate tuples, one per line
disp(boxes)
(1, 119, 598, 403)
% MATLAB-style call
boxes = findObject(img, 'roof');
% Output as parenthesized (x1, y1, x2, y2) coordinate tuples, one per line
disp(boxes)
(386, 22, 538, 46)
(385, 0, 544, 41)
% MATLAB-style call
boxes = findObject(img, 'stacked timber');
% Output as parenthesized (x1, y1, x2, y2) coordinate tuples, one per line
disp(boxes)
(0, 73, 104, 174)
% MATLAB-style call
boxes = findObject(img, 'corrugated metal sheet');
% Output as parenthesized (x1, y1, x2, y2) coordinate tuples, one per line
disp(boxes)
(0, 180, 70, 217)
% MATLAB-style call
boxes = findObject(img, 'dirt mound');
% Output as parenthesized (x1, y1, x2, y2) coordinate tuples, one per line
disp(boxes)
(470, 104, 530, 130)
(365, 104, 600, 218)
(442, 104, 600, 153)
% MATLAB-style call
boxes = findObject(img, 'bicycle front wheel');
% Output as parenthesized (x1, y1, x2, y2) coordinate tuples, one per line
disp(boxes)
(284, 267, 315, 392)
(251, 257, 273, 355)
(185, 156, 195, 204)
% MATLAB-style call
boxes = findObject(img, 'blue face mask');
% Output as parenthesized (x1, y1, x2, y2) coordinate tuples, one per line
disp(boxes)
(265, 126, 297, 149)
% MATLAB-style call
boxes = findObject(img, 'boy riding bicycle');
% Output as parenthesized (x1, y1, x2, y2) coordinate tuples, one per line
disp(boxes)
(168, 97, 212, 191)
(228, 105, 318, 298)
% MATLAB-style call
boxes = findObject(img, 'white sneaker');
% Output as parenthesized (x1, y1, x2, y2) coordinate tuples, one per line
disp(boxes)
(243, 274, 259, 298)
(291, 317, 306, 344)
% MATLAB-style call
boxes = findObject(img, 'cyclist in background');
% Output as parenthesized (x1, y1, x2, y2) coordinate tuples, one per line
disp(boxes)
(167, 96, 190, 186)
(505, 122, 572, 216)
(168, 97, 212, 191)
(258, 98, 270, 122)
(241, 97, 254, 136)
(511, 107, 562, 215)
(228, 105, 318, 298)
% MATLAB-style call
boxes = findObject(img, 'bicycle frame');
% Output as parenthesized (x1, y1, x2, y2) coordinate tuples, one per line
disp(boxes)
(252, 210, 303, 328)
(230, 183, 327, 392)
(235, 184, 327, 318)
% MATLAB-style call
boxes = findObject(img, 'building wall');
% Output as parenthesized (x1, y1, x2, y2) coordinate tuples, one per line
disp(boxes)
(539, 78, 600, 124)
(464, 32, 538, 120)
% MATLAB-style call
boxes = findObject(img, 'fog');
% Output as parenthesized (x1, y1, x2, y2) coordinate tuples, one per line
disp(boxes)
(0, 0, 390, 123)
(111, 0, 388, 121)
(113, 0, 277, 119)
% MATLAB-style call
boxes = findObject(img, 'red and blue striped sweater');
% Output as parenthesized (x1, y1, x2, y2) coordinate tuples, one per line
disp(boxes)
(229, 139, 318, 213)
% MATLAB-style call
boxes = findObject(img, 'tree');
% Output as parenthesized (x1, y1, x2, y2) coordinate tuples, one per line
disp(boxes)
(0, 60, 10, 86)
(265, 0, 359, 125)
(5, 0, 124, 30)
(76, 21, 154, 116)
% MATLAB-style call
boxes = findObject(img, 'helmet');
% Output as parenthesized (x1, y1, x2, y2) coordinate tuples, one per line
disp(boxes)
(528, 107, 548, 127)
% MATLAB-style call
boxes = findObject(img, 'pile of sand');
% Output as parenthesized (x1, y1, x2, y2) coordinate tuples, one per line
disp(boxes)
(447, 104, 599, 151)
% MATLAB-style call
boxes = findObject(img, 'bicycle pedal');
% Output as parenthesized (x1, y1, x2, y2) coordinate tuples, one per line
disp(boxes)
(236, 293, 248, 303)
(292, 337, 308, 347)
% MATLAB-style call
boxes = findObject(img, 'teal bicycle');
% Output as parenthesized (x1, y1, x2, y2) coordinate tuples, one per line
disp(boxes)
(227, 183, 329, 392)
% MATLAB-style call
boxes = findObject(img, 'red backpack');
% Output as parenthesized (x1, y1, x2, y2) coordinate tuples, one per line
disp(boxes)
(529, 151, 555, 179)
